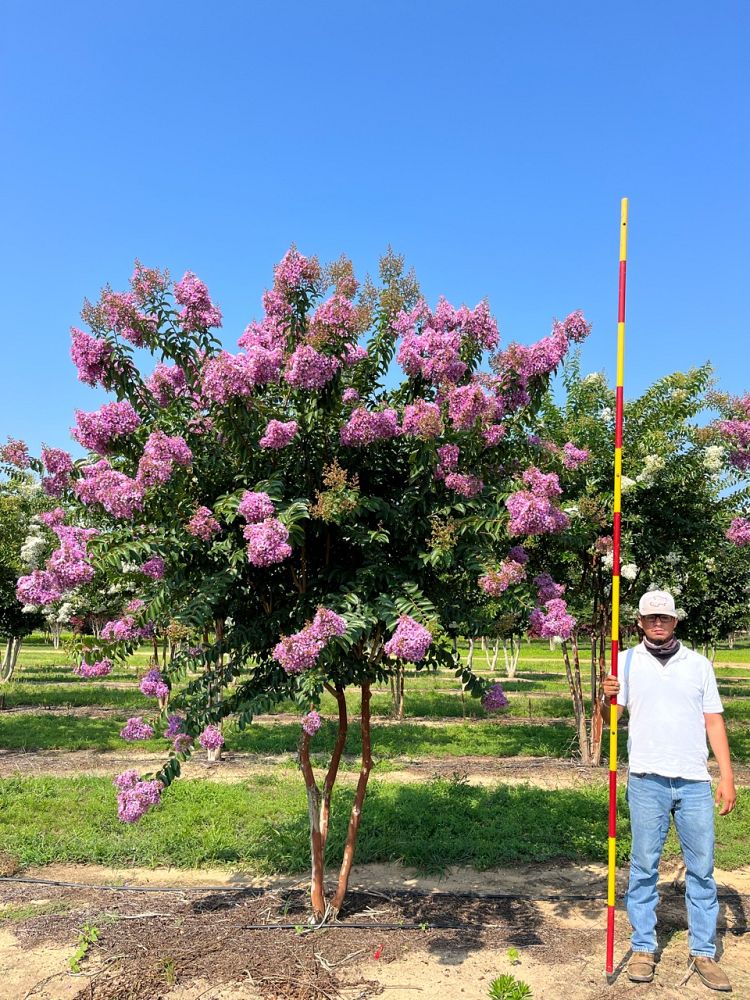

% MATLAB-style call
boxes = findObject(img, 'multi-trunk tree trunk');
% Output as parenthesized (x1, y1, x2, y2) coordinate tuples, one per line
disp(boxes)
(298, 681, 373, 922)
(1, 636, 22, 683)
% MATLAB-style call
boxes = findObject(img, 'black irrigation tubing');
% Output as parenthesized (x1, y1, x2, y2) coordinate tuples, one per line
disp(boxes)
(2, 876, 749, 908)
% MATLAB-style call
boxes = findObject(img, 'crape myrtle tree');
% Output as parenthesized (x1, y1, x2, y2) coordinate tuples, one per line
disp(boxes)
(527, 360, 750, 764)
(12, 248, 591, 919)
(0, 467, 47, 679)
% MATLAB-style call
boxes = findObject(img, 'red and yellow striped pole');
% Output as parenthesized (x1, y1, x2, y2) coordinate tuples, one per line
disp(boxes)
(606, 197, 628, 976)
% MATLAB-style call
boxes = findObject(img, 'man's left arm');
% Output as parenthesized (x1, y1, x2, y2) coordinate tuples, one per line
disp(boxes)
(705, 713, 737, 815)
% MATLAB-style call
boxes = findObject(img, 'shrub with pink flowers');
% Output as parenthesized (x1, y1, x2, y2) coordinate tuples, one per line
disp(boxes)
(12, 246, 600, 921)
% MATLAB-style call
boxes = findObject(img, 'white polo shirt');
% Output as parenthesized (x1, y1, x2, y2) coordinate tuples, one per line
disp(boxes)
(617, 642, 723, 781)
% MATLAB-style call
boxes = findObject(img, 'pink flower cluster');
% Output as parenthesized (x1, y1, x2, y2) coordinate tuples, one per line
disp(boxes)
(273, 608, 347, 675)
(186, 506, 222, 540)
(444, 473, 484, 498)
(394, 298, 499, 385)
(309, 294, 358, 346)
(726, 517, 750, 546)
(130, 260, 170, 304)
(284, 345, 340, 390)
(72, 401, 142, 455)
(342, 388, 360, 405)
(507, 545, 528, 564)
(482, 425, 506, 447)
(272, 247, 321, 294)
(447, 383, 500, 431)
(479, 558, 527, 596)
(198, 725, 225, 751)
(493, 311, 592, 395)
(302, 710, 322, 736)
(145, 363, 187, 406)
(41, 446, 74, 496)
(340, 408, 400, 447)
(164, 714, 185, 739)
(99, 288, 157, 347)
(120, 717, 155, 741)
(238, 491, 275, 523)
(201, 349, 281, 404)
(383, 615, 433, 663)
(0, 437, 30, 467)
(74, 658, 113, 678)
(719, 395, 750, 471)
(528, 598, 576, 640)
(259, 419, 298, 449)
(506, 467, 569, 536)
(174, 272, 222, 330)
(562, 442, 590, 470)
(243, 518, 292, 566)
(141, 556, 165, 579)
(140, 668, 169, 701)
(435, 444, 459, 477)
(101, 615, 151, 641)
(534, 573, 565, 602)
(16, 522, 99, 606)
(70, 327, 114, 387)
(401, 400, 443, 439)
(137, 431, 192, 487)
(114, 770, 163, 823)
(75, 460, 144, 519)
(482, 683, 509, 712)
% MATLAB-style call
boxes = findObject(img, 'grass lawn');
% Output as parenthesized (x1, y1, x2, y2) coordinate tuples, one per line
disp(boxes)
(1, 774, 747, 872)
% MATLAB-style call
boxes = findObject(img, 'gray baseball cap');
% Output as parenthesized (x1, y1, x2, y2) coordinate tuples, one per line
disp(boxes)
(638, 590, 678, 618)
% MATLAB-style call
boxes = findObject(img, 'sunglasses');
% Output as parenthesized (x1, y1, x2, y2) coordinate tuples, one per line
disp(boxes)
(640, 614, 676, 624)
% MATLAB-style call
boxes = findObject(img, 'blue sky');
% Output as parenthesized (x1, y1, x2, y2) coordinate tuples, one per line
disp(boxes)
(2, 0, 748, 457)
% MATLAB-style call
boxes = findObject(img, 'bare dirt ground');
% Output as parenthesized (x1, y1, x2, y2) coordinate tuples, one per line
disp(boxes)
(1, 860, 748, 1000)
(2, 748, 749, 794)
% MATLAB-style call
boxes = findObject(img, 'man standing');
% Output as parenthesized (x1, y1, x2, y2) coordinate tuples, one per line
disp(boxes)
(602, 590, 736, 992)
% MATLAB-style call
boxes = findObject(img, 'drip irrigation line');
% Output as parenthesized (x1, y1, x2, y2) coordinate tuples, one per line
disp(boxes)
(2, 875, 749, 907)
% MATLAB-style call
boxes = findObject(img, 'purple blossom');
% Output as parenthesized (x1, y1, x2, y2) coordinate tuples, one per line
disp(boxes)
(238, 491, 275, 523)
(130, 260, 170, 304)
(444, 472, 484, 498)
(70, 327, 114, 387)
(259, 419, 298, 449)
(482, 425, 506, 447)
(401, 400, 443, 439)
(384, 615, 433, 663)
(125, 599, 145, 613)
(562, 442, 590, 470)
(343, 343, 368, 366)
(186, 506, 221, 540)
(74, 460, 145, 519)
(145, 363, 187, 406)
(522, 467, 562, 498)
(172, 733, 194, 753)
(74, 658, 113, 679)
(534, 572, 566, 602)
(478, 559, 526, 596)
(41, 446, 74, 495)
(164, 714, 185, 739)
(447, 383, 497, 430)
(115, 774, 163, 823)
(340, 407, 400, 447)
(198, 725, 225, 751)
(72, 401, 142, 455)
(309, 294, 358, 345)
(482, 683, 510, 712)
(506, 491, 570, 536)
(98, 288, 157, 346)
(244, 517, 292, 566)
(284, 345, 340, 390)
(174, 271, 222, 330)
(302, 710, 322, 737)
(507, 545, 529, 564)
(528, 598, 576, 640)
(727, 517, 750, 546)
(309, 607, 347, 640)
(120, 717, 156, 741)
(272, 247, 321, 294)
(273, 629, 325, 674)
(16, 570, 63, 605)
(342, 387, 360, 405)
(435, 444, 460, 479)
(140, 668, 169, 701)
(0, 438, 30, 468)
(141, 556, 166, 579)
(137, 431, 192, 488)
(17, 522, 98, 605)
(101, 616, 141, 641)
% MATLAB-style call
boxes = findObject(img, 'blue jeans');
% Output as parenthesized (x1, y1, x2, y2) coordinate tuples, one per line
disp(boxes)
(626, 773, 718, 957)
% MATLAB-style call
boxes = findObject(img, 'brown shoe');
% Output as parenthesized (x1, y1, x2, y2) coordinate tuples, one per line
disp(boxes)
(627, 952, 655, 982)
(691, 956, 732, 992)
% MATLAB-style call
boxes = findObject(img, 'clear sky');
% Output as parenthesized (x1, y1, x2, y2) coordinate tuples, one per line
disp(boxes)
(2, 0, 748, 458)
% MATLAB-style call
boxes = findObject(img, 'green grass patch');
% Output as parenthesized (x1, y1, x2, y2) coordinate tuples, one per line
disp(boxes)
(1, 775, 747, 873)
(0, 900, 74, 922)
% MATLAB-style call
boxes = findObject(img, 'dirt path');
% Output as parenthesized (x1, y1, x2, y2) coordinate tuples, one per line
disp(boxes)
(2, 860, 748, 999)
(2, 747, 749, 792)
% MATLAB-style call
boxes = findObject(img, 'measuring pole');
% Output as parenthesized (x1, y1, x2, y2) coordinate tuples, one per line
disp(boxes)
(606, 197, 628, 976)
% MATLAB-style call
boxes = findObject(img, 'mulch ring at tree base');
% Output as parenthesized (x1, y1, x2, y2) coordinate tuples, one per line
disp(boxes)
(3, 881, 598, 999)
